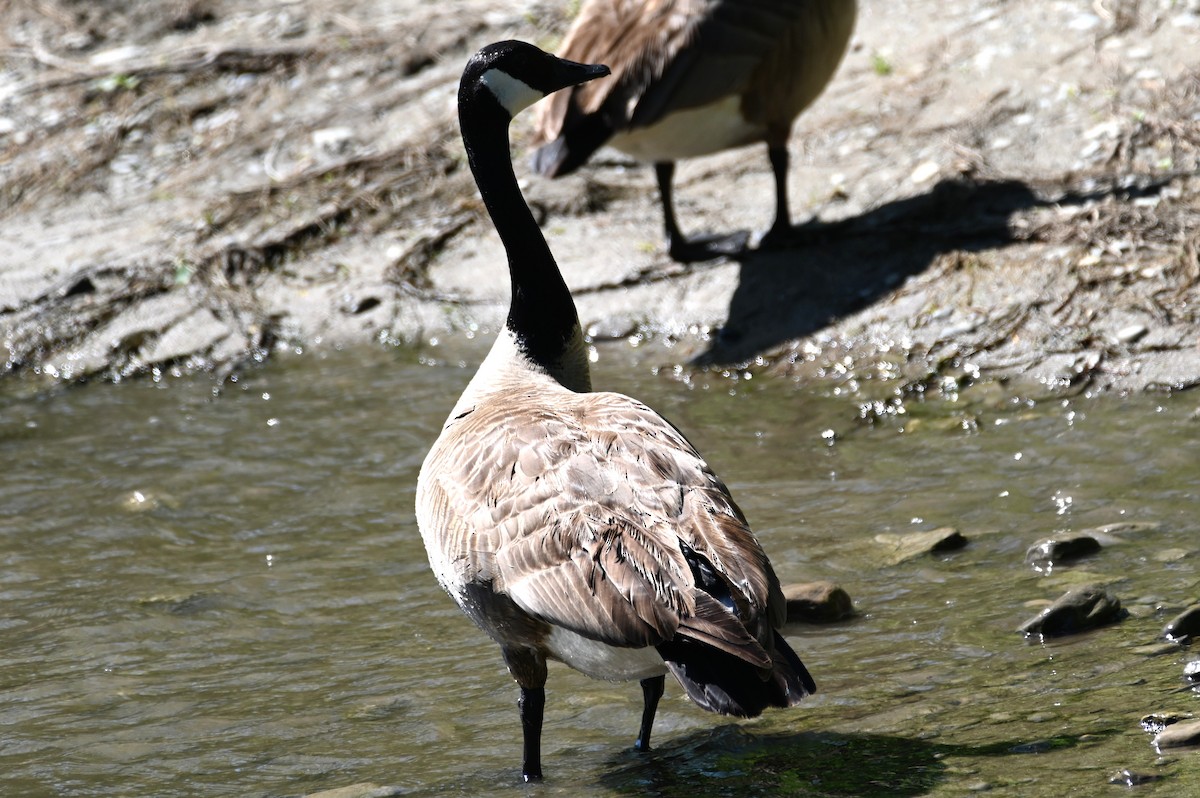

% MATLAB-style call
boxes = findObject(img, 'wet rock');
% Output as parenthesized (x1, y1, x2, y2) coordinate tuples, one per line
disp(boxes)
(348, 695, 411, 721)
(1024, 535, 1102, 569)
(1185, 661, 1200, 683)
(1141, 713, 1190, 734)
(1154, 719, 1200, 750)
(875, 527, 967, 566)
(1017, 586, 1126, 638)
(1163, 605, 1200, 643)
(302, 784, 405, 798)
(51, 291, 199, 379)
(140, 307, 231, 365)
(781, 581, 854, 623)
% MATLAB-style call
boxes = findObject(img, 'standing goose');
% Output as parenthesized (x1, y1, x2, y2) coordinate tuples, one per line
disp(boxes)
(416, 40, 815, 782)
(531, 0, 858, 262)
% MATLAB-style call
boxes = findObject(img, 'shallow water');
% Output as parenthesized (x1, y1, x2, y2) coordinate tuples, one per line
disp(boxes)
(2, 343, 1199, 797)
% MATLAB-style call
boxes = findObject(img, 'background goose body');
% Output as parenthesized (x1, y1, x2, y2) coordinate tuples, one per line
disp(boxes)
(416, 41, 814, 782)
(532, 0, 858, 261)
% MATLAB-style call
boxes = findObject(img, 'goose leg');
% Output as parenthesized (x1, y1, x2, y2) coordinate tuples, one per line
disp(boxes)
(655, 161, 687, 258)
(634, 675, 666, 751)
(518, 686, 545, 782)
(504, 648, 548, 782)
(654, 162, 749, 263)
(758, 143, 793, 250)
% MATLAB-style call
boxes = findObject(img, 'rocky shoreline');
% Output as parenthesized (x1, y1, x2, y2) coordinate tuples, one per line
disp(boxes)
(2, 0, 1199, 398)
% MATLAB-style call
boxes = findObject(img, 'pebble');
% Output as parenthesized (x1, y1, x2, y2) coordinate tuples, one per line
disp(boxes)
(1018, 586, 1125, 638)
(89, 44, 145, 66)
(910, 161, 939, 184)
(782, 581, 855, 624)
(121, 489, 174, 512)
(1085, 120, 1121, 140)
(1114, 323, 1149, 344)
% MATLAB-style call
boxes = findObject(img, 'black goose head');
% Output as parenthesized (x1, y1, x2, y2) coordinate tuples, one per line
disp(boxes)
(459, 40, 610, 122)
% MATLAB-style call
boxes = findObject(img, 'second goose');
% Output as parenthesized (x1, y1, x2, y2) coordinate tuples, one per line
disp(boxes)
(531, 0, 858, 262)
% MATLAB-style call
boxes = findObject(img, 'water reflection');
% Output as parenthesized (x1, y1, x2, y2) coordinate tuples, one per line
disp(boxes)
(1, 344, 1198, 796)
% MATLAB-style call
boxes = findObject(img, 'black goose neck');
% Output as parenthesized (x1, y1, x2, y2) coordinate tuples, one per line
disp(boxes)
(458, 82, 583, 382)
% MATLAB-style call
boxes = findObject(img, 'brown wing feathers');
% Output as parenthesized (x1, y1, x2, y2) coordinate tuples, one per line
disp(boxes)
(433, 389, 787, 665)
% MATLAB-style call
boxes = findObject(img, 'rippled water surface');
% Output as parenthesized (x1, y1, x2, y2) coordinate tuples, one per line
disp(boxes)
(3, 343, 1199, 797)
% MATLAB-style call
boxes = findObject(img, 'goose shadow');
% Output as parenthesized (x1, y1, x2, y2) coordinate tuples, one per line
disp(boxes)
(692, 175, 1153, 365)
(596, 722, 1123, 797)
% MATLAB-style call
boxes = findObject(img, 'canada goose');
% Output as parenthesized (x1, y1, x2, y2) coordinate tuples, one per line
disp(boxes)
(416, 40, 815, 782)
(531, 0, 858, 262)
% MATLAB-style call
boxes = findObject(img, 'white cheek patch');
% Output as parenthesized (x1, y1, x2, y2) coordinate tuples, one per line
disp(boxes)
(480, 68, 544, 116)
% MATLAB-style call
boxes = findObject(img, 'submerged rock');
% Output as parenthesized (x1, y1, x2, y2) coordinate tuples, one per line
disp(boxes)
(137, 591, 226, 615)
(1108, 769, 1162, 786)
(1024, 535, 1102, 569)
(1155, 719, 1200, 750)
(875, 527, 967, 566)
(1018, 586, 1126, 638)
(782, 581, 854, 623)
(1163, 605, 1200, 643)
(1082, 521, 1161, 538)
(1132, 641, 1181, 657)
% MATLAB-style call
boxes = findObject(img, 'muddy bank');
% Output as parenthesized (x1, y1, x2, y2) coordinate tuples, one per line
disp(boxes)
(2, 0, 1198, 396)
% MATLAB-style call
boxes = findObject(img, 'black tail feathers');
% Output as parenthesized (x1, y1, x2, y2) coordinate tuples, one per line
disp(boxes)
(657, 630, 815, 718)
